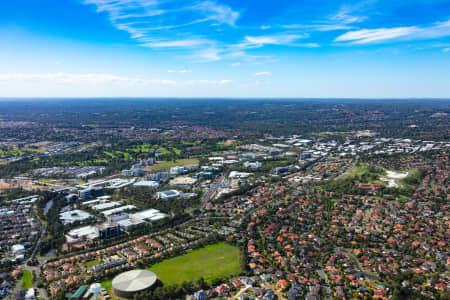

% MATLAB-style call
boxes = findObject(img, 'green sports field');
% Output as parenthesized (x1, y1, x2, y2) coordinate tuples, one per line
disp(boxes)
(147, 242, 242, 285)
(144, 158, 199, 172)
(20, 270, 33, 290)
(101, 242, 242, 294)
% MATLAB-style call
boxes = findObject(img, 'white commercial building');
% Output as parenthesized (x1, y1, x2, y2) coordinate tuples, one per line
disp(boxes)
(92, 201, 123, 211)
(170, 166, 185, 175)
(244, 161, 262, 169)
(59, 209, 92, 225)
(12, 244, 26, 260)
(133, 181, 160, 188)
(109, 215, 145, 231)
(156, 190, 181, 199)
(66, 226, 99, 240)
(102, 205, 137, 217)
(131, 209, 168, 222)
(229, 171, 252, 179)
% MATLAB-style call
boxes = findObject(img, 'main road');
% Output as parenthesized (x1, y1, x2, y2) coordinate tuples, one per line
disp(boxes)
(200, 175, 225, 207)
(9, 206, 49, 300)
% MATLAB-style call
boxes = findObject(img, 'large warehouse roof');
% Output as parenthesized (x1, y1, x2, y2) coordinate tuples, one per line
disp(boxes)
(131, 208, 167, 222)
(112, 270, 157, 293)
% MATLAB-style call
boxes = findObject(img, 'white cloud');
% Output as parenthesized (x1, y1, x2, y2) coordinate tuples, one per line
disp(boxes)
(335, 20, 450, 44)
(444, 48, 450, 52)
(332, 12, 367, 25)
(244, 33, 308, 47)
(330, 1, 372, 25)
(254, 72, 271, 77)
(282, 24, 354, 31)
(298, 43, 320, 48)
(183, 79, 232, 85)
(261, 25, 271, 30)
(278, 2, 369, 37)
(280, 1, 371, 34)
(141, 39, 211, 48)
(189, 0, 240, 26)
(335, 27, 418, 44)
(83, 0, 240, 49)
(193, 48, 222, 62)
(414, 20, 450, 39)
(231, 62, 241, 67)
(168, 69, 192, 73)
(0, 72, 175, 85)
(0, 73, 232, 86)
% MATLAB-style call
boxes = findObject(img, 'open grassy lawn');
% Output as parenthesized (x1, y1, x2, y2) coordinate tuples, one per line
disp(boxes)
(100, 242, 242, 295)
(101, 279, 113, 291)
(147, 242, 242, 286)
(145, 158, 199, 172)
(20, 270, 33, 290)
(342, 163, 370, 179)
(341, 163, 387, 183)
(104, 151, 116, 158)
(172, 147, 182, 155)
(83, 260, 102, 268)
(156, 147, 171, 155)
(39, 179, 53, 183)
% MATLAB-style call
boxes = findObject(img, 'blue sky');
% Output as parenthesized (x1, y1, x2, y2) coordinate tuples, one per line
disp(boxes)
(1, 0, 450, 98)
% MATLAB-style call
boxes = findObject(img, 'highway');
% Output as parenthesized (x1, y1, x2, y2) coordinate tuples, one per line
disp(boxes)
(200, 175, 224, 207)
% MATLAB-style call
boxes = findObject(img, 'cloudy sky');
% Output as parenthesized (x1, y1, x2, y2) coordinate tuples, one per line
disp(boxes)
(1, 0, 450, 98)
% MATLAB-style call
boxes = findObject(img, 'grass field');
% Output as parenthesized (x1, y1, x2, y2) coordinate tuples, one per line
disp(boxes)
(101, 279, 113, 292)
(20, 270, 33, 290)
(147, 242, 242, 286)
(101, 243, 242, 293)
(145, 158, 199, 172)
(342, 163, 372, 178)
(83, 260, 102, 267)
(341, 163, 386, 183)
(39, 179, 53, 183)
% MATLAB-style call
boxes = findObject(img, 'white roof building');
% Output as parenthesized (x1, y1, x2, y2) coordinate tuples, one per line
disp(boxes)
(25, 288, 35, 300)
(102, 205, 137, 217)
(67, 226, 99, 240)
(59, 209, 92, 225)
(156, 190, 181, 199)
(229, 171, 252, 179)
(131, 209, 168, 222)
(133, 181, 160, 188)
(92, 201, 123, 211)
(12, 244, 25, 255)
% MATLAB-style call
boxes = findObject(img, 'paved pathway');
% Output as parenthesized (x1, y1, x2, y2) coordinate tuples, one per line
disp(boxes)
(317, 264, 331, 300)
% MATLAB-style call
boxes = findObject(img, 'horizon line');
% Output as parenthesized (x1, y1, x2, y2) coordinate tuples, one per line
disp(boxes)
(0, 97, 449, 101)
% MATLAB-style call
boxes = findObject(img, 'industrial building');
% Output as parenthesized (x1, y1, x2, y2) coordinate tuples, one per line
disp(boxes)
(146, 171, 170, 182)
(131, 209, 168, 222)
(91, 201, 123, 211)
(78, 187, 103, 200)
(102, 205, 137, 217)
(170, 166, 185, 175)
(133, 181, 160, 188)
(109, 214, 145, 231)
(96, 222, 121, 239)
(65, 208, 166, 246)
(59, 210, 92, 225)
(243, 161, 262, 169)
(121, 164, 145, 177)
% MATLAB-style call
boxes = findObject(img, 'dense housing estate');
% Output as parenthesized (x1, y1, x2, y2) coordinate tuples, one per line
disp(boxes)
(0, 100, 449, 300)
